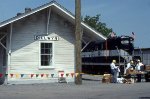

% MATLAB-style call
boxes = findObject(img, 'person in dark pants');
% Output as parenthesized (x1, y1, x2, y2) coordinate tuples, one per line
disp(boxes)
(136, 74, 142, 82)
(110, 60, 118, 83)
(135, 59, 144, 82)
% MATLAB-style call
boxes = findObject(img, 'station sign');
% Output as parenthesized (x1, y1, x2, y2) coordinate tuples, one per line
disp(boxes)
(34, 35, 59, 41)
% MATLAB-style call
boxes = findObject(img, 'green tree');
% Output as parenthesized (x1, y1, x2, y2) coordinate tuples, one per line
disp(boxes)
(83, 14, 113, 37)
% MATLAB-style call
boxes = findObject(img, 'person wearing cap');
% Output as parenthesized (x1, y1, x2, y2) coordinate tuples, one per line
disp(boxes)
(124, 60, 134, 74)
(135, 59, 144, 82)
(110, 60, 118, 83)
(135, 59, 143, 71)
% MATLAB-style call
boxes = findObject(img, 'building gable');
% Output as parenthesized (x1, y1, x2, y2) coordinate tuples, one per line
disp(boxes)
(0, 1, 106, 41)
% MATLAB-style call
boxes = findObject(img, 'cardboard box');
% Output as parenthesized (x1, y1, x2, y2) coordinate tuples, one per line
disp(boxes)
(126, 69, 136, 75)
(102, 74, 112, 83)
(145, 66, 150, 71)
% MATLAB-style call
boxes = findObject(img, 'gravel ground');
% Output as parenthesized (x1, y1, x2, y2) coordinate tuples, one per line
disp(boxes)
(0, 75, 150, 99)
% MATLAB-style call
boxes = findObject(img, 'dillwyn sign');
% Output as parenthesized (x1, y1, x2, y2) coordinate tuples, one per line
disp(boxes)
(34, 35, 59, 41)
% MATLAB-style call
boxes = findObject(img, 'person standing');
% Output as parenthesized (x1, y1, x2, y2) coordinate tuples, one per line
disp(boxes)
(110, 60, 118, 83)
(124, 60, 134, 74)
(135, 59, 144, 82)
(117, 66, 120, 78)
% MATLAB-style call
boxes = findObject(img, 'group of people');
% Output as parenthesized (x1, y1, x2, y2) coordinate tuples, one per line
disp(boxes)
(110, 59, 144, 83)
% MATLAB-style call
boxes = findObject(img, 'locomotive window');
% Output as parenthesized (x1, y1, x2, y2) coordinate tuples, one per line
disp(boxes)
(121, 40, 129, 44)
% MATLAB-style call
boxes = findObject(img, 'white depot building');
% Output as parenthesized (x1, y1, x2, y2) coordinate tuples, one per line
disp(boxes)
(0, 1, 106, 84)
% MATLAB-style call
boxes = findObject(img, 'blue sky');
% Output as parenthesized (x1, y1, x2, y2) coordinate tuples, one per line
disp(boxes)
(0, 0, 150, 48)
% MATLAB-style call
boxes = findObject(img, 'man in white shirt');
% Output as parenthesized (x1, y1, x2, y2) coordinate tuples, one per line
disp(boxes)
(135, 59, 144, 82)
(124, 60, 134, 74)
(135, 60, 143, 71)
(110, 60, 118, 83)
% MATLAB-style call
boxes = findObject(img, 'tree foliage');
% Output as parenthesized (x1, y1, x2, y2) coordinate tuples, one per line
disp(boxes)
(83, 14, 113, 37)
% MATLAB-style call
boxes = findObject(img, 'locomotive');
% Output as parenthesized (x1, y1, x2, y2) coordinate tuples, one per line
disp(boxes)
(82, 35, 134, 75)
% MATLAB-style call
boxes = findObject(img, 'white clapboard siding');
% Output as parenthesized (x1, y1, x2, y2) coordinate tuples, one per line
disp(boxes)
(48, 11, 75, 71)
(9, 9, 75, 75)
(10, 12, 45, 74)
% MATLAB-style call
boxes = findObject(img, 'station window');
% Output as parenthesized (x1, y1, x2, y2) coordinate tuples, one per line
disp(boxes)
(40, 42, 53, 69)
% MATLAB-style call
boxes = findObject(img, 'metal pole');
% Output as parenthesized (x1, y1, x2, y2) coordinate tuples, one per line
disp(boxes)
(119, 50, 120, 66)
(75, 0, 82, 85)
(139, 47, 143, 61)
(115, 46, 120, 66)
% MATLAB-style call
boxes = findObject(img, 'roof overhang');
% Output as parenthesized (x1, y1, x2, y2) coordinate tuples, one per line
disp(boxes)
(0, 1, 107, 41)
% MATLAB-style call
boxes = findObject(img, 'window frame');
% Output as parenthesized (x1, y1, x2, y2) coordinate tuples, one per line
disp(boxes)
(39, 41, 55, 69)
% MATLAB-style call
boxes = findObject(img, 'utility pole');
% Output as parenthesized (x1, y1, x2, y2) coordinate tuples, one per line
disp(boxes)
(75, 0, 82, 85)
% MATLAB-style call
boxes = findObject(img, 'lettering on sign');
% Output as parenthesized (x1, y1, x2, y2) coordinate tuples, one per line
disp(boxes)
(34, 35, 59, 41)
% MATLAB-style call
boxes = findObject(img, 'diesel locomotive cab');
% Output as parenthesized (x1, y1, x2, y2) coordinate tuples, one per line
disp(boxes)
(82, 35, 135, 75)
(105, 35, 134, 54)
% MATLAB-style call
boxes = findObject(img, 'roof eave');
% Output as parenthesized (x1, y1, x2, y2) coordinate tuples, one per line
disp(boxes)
(0, 3, 54, 28)
(53, 4, 107, 40)
(0, 2, 107, 41)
